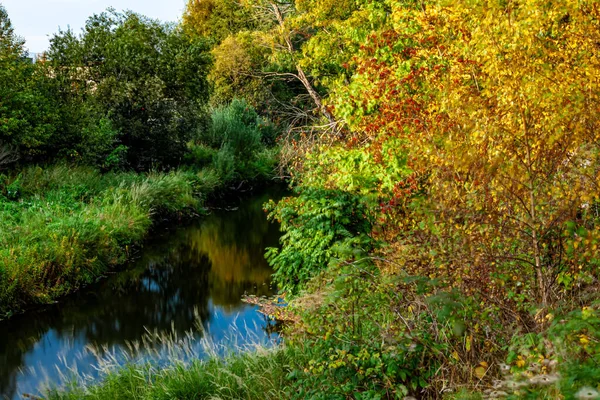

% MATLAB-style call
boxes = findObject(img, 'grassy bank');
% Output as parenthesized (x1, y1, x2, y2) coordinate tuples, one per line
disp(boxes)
(0, 161, 277, 319)
(0, 98, 280, 319)
(47, 345, 304, 400)
(0, 165, 209, 318)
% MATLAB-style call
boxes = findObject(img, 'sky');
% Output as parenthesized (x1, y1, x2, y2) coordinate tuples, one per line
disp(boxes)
(2, 0, 188, 53)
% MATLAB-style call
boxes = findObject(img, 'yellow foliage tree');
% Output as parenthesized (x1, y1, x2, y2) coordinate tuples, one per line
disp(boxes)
(423, 0, 600, 306)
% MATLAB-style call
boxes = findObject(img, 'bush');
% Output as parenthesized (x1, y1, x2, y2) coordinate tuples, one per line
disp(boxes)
(283, 269, 461, 399)
(265, 187, 374, 294)
(183, 143, 217, 169)
(490, 304, 600, 399)
(213, 147, 237, 183)
(191, 99, 281, 183)
(202, 98, 264, 156)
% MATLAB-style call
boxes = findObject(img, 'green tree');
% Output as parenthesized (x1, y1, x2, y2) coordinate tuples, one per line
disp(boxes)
(47, 9, 212, 170)
(0, 4, 60, 162)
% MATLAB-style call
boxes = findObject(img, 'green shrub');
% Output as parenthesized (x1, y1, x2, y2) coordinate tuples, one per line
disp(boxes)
(202, 99, 263, 155)
(265, 187, 374, 294)
(283, 270, 457, 399)
(213, 147, 237, 183)
(183, 143, 217, 169)
(185, 99, 280, 183)
(247, 147, 279, 181)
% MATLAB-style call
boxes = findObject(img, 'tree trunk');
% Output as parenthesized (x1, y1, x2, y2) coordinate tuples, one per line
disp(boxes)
(523, 109, 547, 306)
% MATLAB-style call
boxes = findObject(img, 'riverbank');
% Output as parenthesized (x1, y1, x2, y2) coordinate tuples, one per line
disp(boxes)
(0, 158, 278, 320)
(0, 186, 285, 399)
(47, 345, 304, 400)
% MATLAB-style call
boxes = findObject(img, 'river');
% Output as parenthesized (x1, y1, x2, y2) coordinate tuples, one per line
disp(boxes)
(0, 187, 285, 400)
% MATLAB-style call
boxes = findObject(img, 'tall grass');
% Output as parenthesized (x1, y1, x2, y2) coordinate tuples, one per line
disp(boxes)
(0, 100, 282, 318)
(48, 345, 300, 400)
(43, 314, 300, 400)
(0, 165, 210, 318)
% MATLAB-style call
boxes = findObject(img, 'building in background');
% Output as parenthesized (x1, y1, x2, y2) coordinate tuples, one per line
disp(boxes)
(26, 52, 45, 63)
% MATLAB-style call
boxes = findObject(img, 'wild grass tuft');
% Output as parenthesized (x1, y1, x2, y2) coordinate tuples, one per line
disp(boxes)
(45, 316, 297, 400)
(48, 346, 299, 400)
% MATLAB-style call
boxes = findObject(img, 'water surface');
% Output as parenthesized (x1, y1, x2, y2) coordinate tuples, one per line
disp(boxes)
(0, 187, 284, 400)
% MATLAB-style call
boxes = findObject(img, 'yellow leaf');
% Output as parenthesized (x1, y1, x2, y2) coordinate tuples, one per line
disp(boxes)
(475, 366, 487, 379)
(580, 334, 590, 345)
(452, 351, 459, 361)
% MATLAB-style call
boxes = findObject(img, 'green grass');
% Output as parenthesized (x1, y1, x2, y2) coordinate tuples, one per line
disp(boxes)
(0, 164, 222, 318)
(47, 344, 304, 400)
(0, 100, 282, 319)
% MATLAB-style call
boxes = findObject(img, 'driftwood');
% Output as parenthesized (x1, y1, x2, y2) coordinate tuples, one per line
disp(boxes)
(242, 294, 300, 323)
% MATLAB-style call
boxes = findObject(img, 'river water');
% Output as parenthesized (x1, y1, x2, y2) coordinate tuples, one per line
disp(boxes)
(0, 187, 284, 400)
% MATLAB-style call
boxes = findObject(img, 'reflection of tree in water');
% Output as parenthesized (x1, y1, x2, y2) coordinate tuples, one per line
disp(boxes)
(180, 187, 283, 307)
(0, 187, 286, 400)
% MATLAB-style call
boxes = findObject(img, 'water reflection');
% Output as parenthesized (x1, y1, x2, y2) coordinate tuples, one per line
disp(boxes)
(0, 187, 284, 400)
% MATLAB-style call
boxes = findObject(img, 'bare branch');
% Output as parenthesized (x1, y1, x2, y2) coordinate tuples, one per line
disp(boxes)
(0, 142, 19, 169)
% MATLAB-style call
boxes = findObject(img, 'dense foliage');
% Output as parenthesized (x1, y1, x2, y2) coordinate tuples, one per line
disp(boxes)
(220, 0, 600, 398)
(0, 5, 61, 164)
(1, 6, 216, 169)
(4, 0, 600, 398)
(0, 97, 279, 317)
(0, 4, 281, 318)
(45, 10, 213, 169)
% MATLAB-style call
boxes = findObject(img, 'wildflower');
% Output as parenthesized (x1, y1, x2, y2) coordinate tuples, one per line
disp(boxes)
(575, 387, 600, 400)
(528, 374, 560, 386)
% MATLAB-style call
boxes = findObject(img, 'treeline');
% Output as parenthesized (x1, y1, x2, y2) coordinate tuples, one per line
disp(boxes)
(0, 5, 280, 173)
(1, 8, 206, 169)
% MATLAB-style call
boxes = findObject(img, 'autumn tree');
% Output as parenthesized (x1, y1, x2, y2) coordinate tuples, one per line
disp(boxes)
(335, 0, 600, 309)
(287, 0, 600, 313)
(184, 0, 347, 129)
(429, 0, 600, 306)
(182, 0, 258, 42)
